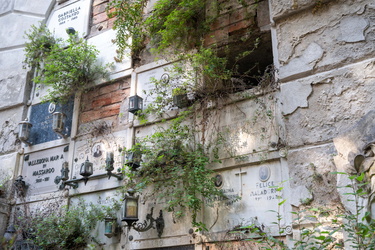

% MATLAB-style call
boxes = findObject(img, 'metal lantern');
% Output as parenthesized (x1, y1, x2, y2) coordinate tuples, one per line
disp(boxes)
(104, 218, 117, 238)
(105, 152, 115, 172)
(3, 224, 16, 242)
(52, 112, 66, 134)
(128, 95, 143, 114)
(61, 162, 70, 181)
(122, 189, 139, 226)
(18, 119, 32, 144)
(80, 157, 93, 185)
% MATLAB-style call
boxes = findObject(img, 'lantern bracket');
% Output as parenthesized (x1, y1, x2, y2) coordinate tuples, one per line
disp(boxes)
(54, 176, 79, 190)
(130, 207, 164, 238)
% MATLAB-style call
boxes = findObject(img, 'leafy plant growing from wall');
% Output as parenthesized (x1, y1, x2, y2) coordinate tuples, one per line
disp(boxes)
(13, 198, 121, 249)
(110, 0, 274, 230)
(24, 24, 111, 103)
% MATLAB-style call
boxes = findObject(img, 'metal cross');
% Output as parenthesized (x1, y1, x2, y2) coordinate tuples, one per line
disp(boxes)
(235, 168, 247, 196)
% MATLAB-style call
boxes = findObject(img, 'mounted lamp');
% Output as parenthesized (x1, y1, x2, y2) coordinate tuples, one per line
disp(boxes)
(18, 119, 32, 145)
(54, 162, 78, 189)
(105, 152, 123, 180)
(128, 95, 143, 114)
(122, 189, 164, 238)
(104, 217, 119, 238)
(52, 112, 68, 138)
(80, 157, 93, 185)
(3, 224, 16, 242)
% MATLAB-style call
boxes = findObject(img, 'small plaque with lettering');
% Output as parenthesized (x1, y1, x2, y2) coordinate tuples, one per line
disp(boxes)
(22, 145, 69, 195)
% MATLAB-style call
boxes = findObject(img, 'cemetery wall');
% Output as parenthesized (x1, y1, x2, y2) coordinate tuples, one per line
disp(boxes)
(0, 0, 374, 249)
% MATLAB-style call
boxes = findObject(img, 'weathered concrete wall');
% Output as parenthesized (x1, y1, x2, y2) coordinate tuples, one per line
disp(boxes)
(273, 0, 375, 216)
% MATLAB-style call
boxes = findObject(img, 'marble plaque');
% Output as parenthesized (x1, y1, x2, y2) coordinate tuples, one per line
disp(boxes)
(88, 29, 131, 74)
(204, 161, 288, 233)
(216, 97, 279, 158)
(47, 0, 92, 40)
(29, 100, 73, 145)
(136, 62, 183, 109)
(22, 145, 69, 195)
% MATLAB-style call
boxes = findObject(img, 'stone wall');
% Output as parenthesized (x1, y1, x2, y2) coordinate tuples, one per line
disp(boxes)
(0, 0, 374, 248)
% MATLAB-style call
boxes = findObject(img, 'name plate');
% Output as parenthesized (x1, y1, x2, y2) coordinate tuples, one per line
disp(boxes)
(47, 0, 92, 40)
(22, 145, 69, 195)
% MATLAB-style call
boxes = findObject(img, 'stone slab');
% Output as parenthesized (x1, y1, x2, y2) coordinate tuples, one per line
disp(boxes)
(287, 144, 339, 207)
(47, 0, 92, 40)
(29, 99, 74, 145)
(88, 29, 132, 75)
(70, 191, 121, 247)
(22, 145, 69, 195)
(0, 153, 19, 190)
(136, 64, 172, 109)
(276, 0, 375, 81)
(215, 96, 279, 159)
(72, 131, 127, 178)
(0, 13, 43, 49)
(0, 0, 13, 15)
(0, 106, 24, 153)
(204, 161, 289, 234)
(14, 0, 54, 16)
(282, 59, 375, 148)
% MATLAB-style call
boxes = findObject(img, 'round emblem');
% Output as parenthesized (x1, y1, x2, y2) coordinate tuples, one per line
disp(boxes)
(259, 166, 271, 182)
(214, 174, 223, 187)
(160, 73, 170, 84)
(48, 103, 56, 113)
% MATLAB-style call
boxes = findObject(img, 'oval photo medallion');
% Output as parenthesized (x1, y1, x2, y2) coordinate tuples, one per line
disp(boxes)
(259, 166, 271, 182)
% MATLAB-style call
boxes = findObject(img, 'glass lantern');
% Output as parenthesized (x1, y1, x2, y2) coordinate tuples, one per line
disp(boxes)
(122, 189, 139, 226)
(80, 157, 93, 184)
(18, 119, 32, 143)
(128, 95, 143, 114)
(52, 112, 66, 133)
(105, 152, 115, 172)
(104, 218, 117, 238)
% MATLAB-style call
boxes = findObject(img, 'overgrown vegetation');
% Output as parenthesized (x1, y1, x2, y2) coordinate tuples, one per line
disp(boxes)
(7, 197, 121, 249)
(124, 116, 227, 230)
(110, 0, 273, 229)
(24, 24, 111, 103)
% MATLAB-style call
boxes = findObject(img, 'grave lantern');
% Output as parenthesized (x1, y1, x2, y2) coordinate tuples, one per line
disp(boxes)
(122, 189, 139, 226)
(80, 157, 93, 185)
(104, 217, 117, 238)
(128, 95, 143, 114)
(18, 118, 32, 145)
(52, 112, 67, 138)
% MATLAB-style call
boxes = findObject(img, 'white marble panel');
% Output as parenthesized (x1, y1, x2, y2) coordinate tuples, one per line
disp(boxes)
(204, 161, 289, 234)
(47, 0, 92, 40)
(22, 145, 69, 195)
(88, 29, 132, 75)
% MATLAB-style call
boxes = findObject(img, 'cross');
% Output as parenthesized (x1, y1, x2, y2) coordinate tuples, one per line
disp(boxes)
(235, 168, 247, 197)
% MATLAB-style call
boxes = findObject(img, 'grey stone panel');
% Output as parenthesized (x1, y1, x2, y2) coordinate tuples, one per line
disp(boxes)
(0, 13, 43, 49)
(276, 0, 375, 81)
(287, 144, 339, 207)
(0, 107, 24, 153)
(281, 59, 375, 148)
(14, 0, 54, 16)
(270, 0, 335, 20)
(0, 49, 29, 109)
(0, 0, 13, 15)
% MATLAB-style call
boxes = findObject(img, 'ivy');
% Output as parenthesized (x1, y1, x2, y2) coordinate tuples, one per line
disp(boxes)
(125, 119, 226, 229)
(24, 23, 111, 103)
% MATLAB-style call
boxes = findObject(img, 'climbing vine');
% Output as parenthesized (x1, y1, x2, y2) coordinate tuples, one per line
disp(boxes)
(111, 0, 273, 229)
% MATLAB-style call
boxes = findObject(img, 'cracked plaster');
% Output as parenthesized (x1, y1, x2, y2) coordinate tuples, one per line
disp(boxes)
(276, 0, 375, 81)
